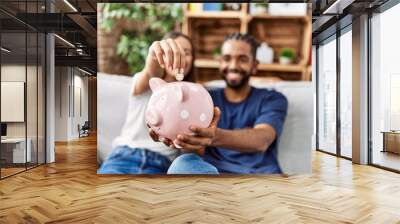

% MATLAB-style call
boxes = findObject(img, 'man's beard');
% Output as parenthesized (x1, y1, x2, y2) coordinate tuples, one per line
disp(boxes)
(221, 68, 251, 90)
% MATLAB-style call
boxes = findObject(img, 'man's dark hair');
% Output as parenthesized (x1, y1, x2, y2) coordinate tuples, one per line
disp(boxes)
(223, 32, 259, 59)
(162, 31, 195, 82)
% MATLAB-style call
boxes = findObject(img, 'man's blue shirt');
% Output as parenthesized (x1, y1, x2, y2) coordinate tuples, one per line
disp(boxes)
(204, 87, 288, 174)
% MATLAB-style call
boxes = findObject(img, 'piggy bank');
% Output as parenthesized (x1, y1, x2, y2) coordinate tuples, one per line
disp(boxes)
(146, 78, 214, 143)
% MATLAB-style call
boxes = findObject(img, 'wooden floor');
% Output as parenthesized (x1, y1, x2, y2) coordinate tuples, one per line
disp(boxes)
(1, 135, 400, 224)
(372, 150, 400, 171)
(1, 163, 45, 178)
(1, 167, 26, 178)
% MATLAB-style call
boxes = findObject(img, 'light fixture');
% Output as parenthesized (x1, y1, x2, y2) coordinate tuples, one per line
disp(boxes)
(322, 0, 355, 15)
(54, 34, 75, 48)
(78, 67, 93, 76)
(63, 0, 78, 12)
(1, 47, 11, 53)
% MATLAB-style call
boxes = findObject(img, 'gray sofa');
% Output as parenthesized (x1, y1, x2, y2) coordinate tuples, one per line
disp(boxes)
(97, 73, 314, 174)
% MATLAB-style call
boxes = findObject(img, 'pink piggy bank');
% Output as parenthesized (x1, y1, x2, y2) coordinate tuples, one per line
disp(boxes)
(146, 78, 214, 143)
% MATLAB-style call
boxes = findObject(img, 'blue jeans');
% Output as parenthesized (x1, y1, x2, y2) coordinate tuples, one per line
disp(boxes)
(98, 146, 171, 174)
(167, 153, 219, 174)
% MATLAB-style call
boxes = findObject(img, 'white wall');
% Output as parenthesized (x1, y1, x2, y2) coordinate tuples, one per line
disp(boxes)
(1, 65, 39, 138)
(54, 67, 89, 141)
(1, 63, 46, 164)
(55, 66, 69, 141)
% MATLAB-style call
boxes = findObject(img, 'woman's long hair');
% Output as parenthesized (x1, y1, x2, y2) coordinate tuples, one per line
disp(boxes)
(162, 31, 195, 82)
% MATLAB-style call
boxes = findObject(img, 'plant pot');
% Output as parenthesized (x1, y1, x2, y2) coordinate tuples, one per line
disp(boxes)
(250, 4, 268, 15)
(279, 56, 293, 65)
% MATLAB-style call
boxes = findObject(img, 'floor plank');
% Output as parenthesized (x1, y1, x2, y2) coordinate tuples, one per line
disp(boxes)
(0, 135, 400, 224)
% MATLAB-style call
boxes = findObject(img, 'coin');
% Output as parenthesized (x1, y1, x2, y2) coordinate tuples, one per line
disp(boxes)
(175, 73, 184, 81)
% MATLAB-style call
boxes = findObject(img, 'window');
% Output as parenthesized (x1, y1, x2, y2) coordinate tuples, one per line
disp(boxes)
(317, 36, 337, 154)
(339, 27, 352, 158)
(370, 2, 400, 171)
(0, 1, 47, 179)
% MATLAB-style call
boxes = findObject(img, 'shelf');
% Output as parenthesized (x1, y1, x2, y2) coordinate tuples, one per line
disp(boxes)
(194, 59, 304, 73)
(184, 3, 312, 81)
(258, 63, 304, 72)
(248, 15, 309, 22)
(185, 11, 244, 19)
(186, 11, 309, 22)
(194, 59, 219, 68)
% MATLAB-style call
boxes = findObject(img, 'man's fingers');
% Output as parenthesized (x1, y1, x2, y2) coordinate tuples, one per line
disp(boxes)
(189, 107, 221, 136)
(173, 139, 203, 151)
(162, 138, 173, 148)
(210, 107, 221, 127)
(188, 126, 213, 137)
(177, 134, 211, 147)
(160, 40, 173, 70)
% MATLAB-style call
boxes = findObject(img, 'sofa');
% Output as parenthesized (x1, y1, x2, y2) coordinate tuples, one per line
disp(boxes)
(97, 73, 314, 174)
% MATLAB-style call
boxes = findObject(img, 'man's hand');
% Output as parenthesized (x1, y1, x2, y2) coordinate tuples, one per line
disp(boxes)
(173, 107, 221, 153)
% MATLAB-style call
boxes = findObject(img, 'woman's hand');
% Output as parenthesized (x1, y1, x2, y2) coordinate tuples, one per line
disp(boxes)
(144, 38, 186, 79)
(147, 124, 174, 147)
(134, 38, 187, 96)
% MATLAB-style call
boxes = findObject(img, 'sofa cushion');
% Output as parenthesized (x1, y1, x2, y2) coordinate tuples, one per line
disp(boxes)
(97, 73, 132, 163)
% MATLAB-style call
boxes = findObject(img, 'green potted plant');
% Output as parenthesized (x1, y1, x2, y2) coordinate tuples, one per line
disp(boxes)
(100, 3, 183, 73)
(250, 2, 269, 15)
(213, 47, 221, 59)
(279, 48, 296, 65)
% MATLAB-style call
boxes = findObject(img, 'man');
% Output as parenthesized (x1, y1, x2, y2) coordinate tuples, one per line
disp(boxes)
(161, 32, 288, 174)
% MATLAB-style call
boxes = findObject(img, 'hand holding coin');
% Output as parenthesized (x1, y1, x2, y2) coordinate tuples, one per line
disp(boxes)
(147, 38, 186, 79)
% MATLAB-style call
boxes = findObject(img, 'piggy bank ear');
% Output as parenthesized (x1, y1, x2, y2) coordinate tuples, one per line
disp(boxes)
(149, 78, 166, 92)
(174, 85, 188, 102)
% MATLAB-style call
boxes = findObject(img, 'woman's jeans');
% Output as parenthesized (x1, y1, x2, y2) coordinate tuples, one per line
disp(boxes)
(98, 146, 219, 175)
(98, 146, 171, 174)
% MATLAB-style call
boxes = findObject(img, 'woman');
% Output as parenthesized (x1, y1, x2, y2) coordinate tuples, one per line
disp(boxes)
(98, 31, 195, 174)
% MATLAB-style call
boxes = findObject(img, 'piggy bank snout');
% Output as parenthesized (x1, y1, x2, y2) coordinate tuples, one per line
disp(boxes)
(146, 109, 162, 126)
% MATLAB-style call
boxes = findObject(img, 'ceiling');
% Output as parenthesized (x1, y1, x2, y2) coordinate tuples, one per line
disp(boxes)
(0, 0, 97, 73)
(312, 0, 390, 43)
(7, 0, 381, 73)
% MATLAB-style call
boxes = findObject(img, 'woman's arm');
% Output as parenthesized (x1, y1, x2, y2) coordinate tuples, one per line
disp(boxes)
(132, 67, 163, 96)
